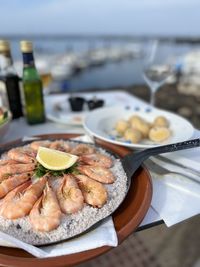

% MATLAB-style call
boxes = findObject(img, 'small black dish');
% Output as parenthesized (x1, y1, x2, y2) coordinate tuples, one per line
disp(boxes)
(87, 99, 104, 110)
(68, 97, 85, 111)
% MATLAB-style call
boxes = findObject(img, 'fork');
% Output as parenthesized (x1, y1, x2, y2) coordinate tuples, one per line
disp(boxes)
(144, 159, 200, 184)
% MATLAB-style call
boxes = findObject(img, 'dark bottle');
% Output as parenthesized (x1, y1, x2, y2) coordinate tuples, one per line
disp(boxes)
(0, 40, 23, 119)
(20, 40, 45, 124)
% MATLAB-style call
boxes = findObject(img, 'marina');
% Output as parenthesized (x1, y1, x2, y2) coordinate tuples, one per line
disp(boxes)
(2, 36, 198, 94)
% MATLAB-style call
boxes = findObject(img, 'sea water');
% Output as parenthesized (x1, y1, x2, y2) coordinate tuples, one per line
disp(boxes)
(5, 36, 200, 91)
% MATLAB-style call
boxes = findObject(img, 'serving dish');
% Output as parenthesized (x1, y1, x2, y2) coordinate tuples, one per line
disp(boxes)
(0, 133, 152, 266)
(83, 106, 194, 149)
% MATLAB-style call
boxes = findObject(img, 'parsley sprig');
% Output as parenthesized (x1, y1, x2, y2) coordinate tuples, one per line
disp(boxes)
(35, 162, 79, 178)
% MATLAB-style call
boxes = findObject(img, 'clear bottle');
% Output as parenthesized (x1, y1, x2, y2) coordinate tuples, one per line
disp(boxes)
(20, 40, 45, 124)
(0, 40, 23, 119)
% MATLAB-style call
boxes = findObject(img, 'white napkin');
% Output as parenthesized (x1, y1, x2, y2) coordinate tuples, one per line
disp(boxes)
(0, 135, 118, 258)
(149, 143, 200, 226)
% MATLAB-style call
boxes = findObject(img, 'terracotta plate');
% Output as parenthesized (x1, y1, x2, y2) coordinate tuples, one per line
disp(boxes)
(0, 133, 152, 267)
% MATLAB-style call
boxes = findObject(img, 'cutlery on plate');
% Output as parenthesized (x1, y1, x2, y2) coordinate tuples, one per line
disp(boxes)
(144, 159, 200, 184)
(122, 138, 200, 179)
(155, 155, 200, 177)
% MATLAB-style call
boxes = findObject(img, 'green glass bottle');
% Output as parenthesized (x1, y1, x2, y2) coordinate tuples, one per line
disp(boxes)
(20, 40, 45, 124)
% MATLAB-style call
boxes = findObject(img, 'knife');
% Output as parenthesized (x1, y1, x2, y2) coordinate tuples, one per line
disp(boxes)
(155, 155, 200, 177)
(146, 158, 200, 185)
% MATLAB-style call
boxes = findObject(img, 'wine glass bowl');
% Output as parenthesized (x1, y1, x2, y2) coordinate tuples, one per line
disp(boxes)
(142, 40, 174, 106)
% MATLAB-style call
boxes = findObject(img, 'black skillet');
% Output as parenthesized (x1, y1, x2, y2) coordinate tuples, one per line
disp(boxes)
(0, 136, 200, 246)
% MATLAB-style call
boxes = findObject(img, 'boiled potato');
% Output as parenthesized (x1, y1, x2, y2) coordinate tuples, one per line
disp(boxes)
(115, 113, 172, 144)
(154, 116, 169, 128)
(124, 128, 142, 143)
(115, 119, 129, 135)
(149, 126, 171, 142)
(130, 119, 150, 138)
(129, 115, 144, 124)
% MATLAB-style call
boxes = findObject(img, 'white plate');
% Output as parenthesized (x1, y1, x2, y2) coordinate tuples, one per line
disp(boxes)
(45, 91, 140, 126)
(83, 106, 194, 149)
(47, 111, 87, 126)
(45, 97, 87, 126)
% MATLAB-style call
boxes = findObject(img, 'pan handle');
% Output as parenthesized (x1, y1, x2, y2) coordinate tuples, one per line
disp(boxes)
(122, 138, 200, 179)
(145, 138, 200, 156)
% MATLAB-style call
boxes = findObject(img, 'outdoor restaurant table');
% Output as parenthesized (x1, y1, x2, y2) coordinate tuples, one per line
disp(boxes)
(1, 90, 200, 265)
(0, 90, 162, 229)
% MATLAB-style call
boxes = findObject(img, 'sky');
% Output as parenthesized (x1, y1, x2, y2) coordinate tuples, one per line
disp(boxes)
(0, 0, 200, 36)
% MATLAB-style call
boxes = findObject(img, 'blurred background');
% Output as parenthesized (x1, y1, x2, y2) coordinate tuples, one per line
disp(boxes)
(1, 0, 200, 127)
(0, 1, 200, 266)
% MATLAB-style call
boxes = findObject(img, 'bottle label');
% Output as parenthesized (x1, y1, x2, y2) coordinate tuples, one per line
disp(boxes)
(22, 53, 34, 66)
(0, 80, 9, 108)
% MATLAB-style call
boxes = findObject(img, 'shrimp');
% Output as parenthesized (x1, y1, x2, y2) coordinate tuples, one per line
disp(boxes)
(75, 174, 107, 208)
(30, 140, 50, 151)
(77, 165, 115, 184)
(7, 147, 36, 164)
(1, 176, 47, 219)
(71, 144, 96, 156)
(22, 147, 37, 158)
(49, 140, 71, 153)
(0, 172, 33, 198)
(29, 182, 62, 232)
(57, 174, 84, 214)
(0, 163, 36, 181)
(79, 153, 113, 168)
(0, 159, 19, 166)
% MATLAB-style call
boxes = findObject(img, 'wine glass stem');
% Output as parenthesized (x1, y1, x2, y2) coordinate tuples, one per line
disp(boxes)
(150, 91, 155, 106)
(149, 84, 160, 106)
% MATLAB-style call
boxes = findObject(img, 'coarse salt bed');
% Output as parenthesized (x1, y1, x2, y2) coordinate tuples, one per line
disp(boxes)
(0, 141, 128, 245)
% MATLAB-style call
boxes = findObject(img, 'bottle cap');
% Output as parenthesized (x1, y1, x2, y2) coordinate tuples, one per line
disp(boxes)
(0, 40, 10, 52)
(20, 40, 33, 52)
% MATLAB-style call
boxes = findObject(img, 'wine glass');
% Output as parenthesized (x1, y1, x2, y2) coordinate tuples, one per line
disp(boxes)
(142, 40, 174, 106)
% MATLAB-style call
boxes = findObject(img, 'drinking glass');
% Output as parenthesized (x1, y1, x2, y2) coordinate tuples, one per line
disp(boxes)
(142, 40, 174, 106)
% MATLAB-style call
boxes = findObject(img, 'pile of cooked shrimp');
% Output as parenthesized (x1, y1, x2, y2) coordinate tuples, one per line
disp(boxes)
(0, 140, 115, 232)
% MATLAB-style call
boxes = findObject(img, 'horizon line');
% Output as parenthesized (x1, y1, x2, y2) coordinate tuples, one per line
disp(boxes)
(1, 33, 200, 38)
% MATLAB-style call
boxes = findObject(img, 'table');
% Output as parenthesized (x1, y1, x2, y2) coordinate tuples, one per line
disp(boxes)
(0, 90, 162, 229)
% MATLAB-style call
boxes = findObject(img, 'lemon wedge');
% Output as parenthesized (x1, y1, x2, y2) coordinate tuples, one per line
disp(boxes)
(36, 147, 78, 170)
